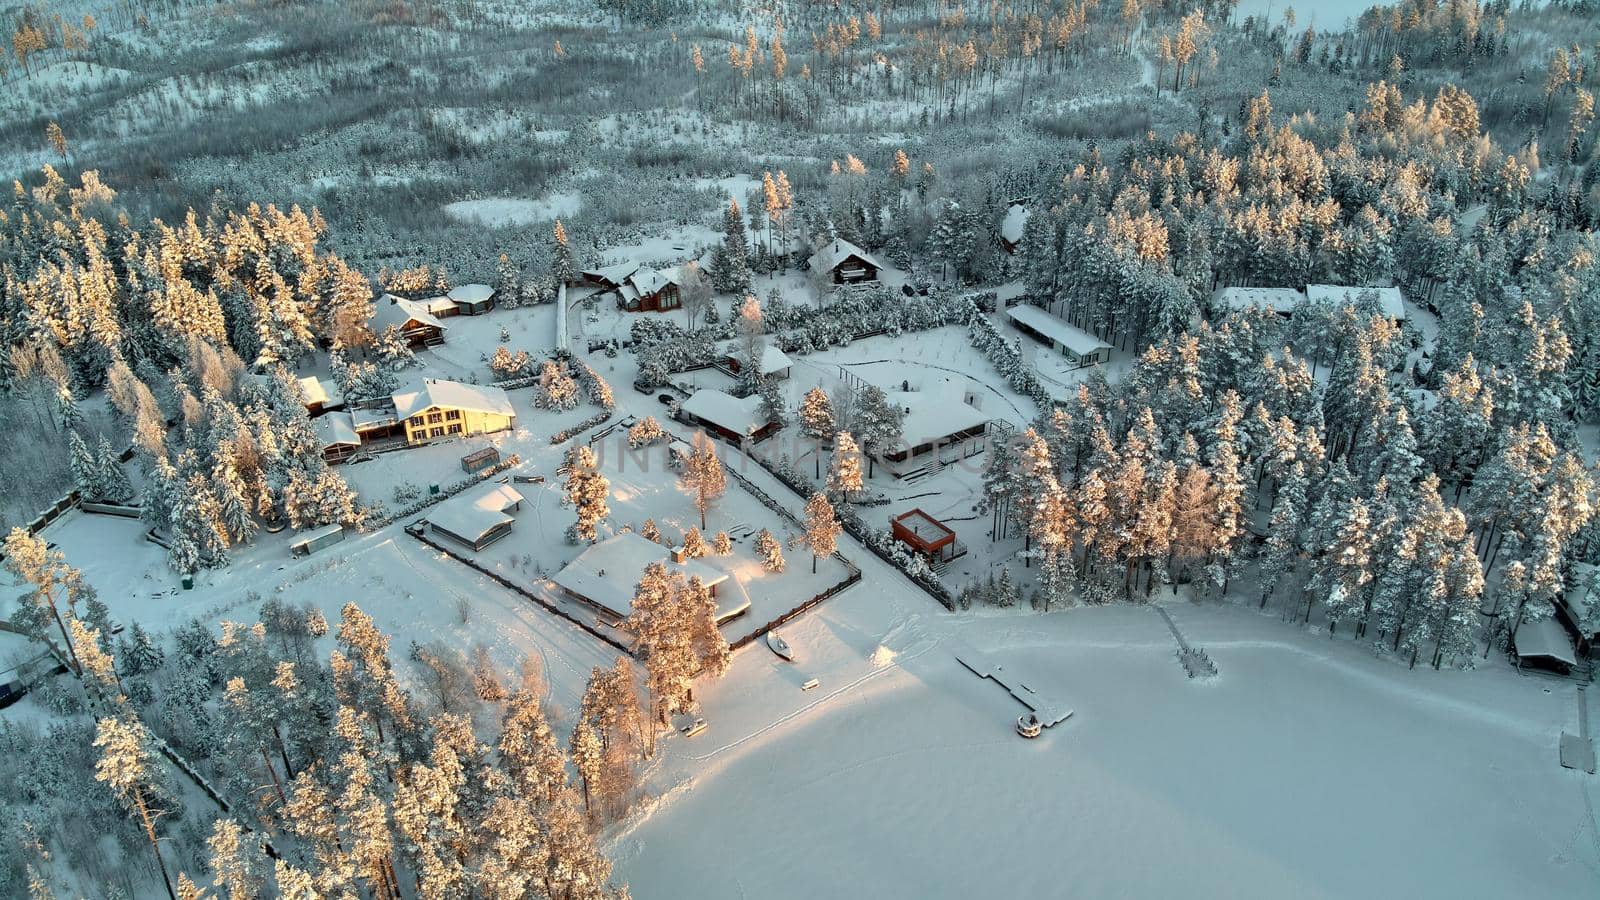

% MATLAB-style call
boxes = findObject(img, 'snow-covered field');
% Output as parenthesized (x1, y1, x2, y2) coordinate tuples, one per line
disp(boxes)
(444, 193, 584, 227)
(612, 601, 1599, 899)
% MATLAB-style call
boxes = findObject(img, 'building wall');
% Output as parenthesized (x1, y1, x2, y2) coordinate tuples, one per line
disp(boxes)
(403, 406, 514, 445)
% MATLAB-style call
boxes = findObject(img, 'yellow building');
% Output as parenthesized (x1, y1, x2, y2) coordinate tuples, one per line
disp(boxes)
(393, 379, 516, 445)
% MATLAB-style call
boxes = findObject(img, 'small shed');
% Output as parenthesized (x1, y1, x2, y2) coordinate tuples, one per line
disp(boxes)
(891, 509, 965, 563)
(719, 341, 793, 380)
(1006, 305, 1112, 368)
(461, 446, 502, 474)
(428, 482, 525, 551)
(1513, 616, 1577, 674)
(314, 412, 362, 464)
(809, 238, 883, 284)
(298, 375, 343, 416)
(449, 283, 496, 315)
(290, 523, 347, 557)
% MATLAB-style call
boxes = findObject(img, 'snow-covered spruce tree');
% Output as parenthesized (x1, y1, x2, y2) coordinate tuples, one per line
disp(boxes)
(640, 518, 662, 544)
(680, 526, 708, 559)
(798, 386, 834, 476)
(1257, 462, 1309, 609)
(850, 385, 904, 477)
(207, 818, 269, 900)
(679, 431, 727, 530)
(713, 530, 733, 556)
(551, 219, 576, 287)
(537, 358, 581, 411)
(68, 429, 105, 500)
(755, 528, 785, 572)
(710, 198, 752, 295)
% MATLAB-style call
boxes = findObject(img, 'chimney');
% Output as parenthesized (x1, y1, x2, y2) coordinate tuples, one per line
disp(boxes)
(670, 546, 686, 564)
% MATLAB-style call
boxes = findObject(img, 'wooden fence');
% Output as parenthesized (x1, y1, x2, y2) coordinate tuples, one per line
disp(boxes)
(407, 531, 635, 656)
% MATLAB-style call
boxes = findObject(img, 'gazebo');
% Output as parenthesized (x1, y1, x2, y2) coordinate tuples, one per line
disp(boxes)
(890, 509, 964, 563)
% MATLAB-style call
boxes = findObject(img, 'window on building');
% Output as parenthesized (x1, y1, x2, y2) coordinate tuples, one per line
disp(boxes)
(410, 416, 425, 427)
(427, 412, 444, 424)
(446, 410, 461, 420)
(430, 427, 445, 438)
(447, 424, 462, 435)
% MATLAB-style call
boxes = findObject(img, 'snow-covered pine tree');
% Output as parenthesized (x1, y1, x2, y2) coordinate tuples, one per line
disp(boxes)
(679, 431, 727, 529)
(713, 531, 733, 555)
(827, 431, 865, 502)
(802, 492, 841, 573)
(560, 445, 611, 543)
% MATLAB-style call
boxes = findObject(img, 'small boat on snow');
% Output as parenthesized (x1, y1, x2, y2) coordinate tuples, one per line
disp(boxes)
(766, 631, 795, 661)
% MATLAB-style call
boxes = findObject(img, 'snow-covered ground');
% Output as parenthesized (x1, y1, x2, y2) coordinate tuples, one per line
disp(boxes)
(443, 193, 584, 227)
(611, 598, 1600, 899)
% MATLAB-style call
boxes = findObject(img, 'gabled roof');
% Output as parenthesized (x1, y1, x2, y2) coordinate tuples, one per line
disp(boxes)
(1515, 616, 1576, 667)
(809, 238, 884, 274)
(1212, 286, 1307, 315)
(427, 482, 525, 544)
(313, 411, 360, 448)
(718, 341, 793, 375)
(373, 295, 449, 332)
(582, 261, 642, 287)
(393, 379, 515, 420)
(680, 389, 768, 436)
(449, 283, 494, 304)
(419, 295, 459, 315)
(1005, 305, 1113, 356)
(626, 266, 680, 296)
(552, 532, 747, 621)
(892, 390, 988, 448)
(298, 375, 339, 408)
(1305, 284, 1406, 320)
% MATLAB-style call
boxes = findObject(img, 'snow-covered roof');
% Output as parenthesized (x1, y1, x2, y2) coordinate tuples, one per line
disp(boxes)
(718, 341, 793, 375)
(552, 532, 748, 621)
(449, 283, 494, 304)
(298, 375, 339, 408)
(1305, 284, 1406, 320)
(393, 379, 515, 420)
(1213, 286, 1307, 315)
(1001, 203, 1030, 245)
(582, 261, 642, 287)
(419, 295, 459, 315)
(350, 405, 397, 431)
(1005, 305, 1113, 356)
(809, 238, 884, 274)
(680, 389, 768, 436)
(313, 411, 360, 448)
(427, 482, 525, 544)
(373, 295, 449, 332)
(1515, 616, 1576, 667)
(290, 523, 345, 547)
(892, 390, 988, 448)
(627, 266, 680, 296)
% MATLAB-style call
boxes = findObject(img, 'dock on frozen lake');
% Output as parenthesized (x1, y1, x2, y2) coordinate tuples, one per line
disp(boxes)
(952, 643, 1073, 727)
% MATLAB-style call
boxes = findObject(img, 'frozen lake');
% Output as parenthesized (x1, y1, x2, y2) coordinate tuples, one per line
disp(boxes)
(612, 604, 1597, 900)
